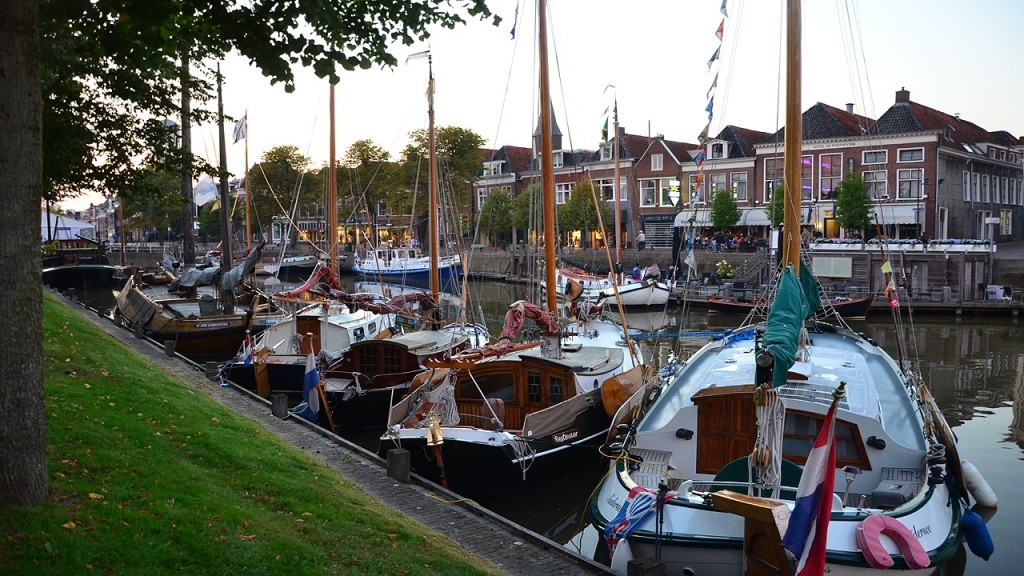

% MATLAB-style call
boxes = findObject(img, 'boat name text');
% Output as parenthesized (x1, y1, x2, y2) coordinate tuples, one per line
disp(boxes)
(552, 429, 580, 444)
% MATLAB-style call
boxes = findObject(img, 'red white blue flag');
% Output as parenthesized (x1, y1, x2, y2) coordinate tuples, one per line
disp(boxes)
(294, 342, 321, 423)
(782, 398, 839, 574)
(242, 333, 253, 367)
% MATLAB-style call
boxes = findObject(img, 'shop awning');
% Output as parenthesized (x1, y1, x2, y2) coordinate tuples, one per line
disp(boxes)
(741, 208, 771, 226)
(871, 204, 920, 225)
(673, 209, 711, 227)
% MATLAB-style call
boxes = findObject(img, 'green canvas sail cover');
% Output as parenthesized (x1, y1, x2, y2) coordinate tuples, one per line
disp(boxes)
(764, 263, 820, 387)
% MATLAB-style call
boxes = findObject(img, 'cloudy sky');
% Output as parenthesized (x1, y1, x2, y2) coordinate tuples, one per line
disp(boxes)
(64, 0, 1024, 210)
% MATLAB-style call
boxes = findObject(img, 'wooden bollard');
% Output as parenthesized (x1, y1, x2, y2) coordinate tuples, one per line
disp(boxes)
(163, 340, 175, 357)
(133, 323, 145, 339)
(204, 361, 220, 380)
(386, 448, 411, 484)
(271, 394, 289, 418)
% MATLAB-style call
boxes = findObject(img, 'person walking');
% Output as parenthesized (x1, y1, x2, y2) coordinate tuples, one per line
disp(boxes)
(636, 230, 646, 251)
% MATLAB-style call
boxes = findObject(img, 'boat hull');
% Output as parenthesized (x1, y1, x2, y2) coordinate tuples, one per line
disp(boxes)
(707, 294, 875, 320)
(599, 281, 671, 307)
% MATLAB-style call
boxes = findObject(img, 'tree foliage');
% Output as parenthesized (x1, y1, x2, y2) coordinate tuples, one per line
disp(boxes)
(477, 188, 514, 245)
(832, 175, 872, 238)
(710, 189, 741, 230)
(402, 126, 486, 215)
(339, 139, 403, 223)
(768, 184, 786, 228)
(513, 184, 544, 237)
(245, 145, 323, 237)
(558, 181, 612, 248)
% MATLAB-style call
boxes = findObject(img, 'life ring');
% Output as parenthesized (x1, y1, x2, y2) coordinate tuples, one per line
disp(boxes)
(855, 514, 930, 570)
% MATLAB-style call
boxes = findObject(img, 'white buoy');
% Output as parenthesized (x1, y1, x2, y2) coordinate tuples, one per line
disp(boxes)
(961, 459, 998, 507)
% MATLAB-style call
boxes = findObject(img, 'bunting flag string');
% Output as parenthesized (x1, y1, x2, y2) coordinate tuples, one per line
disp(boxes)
(706, 72, 718, 100)
(721, 0, 728, 17)
(692, 0, 727, 204)
(715, 18, 724, 40)
(706, 45, 721, 70)
(706, 97, 715, 122)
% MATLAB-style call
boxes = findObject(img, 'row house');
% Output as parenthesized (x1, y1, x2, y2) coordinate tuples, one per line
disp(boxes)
(474, 88, 1023, 250)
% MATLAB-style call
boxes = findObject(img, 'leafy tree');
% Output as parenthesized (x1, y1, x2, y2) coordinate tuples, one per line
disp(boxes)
(513, 184, 544, 244)
(558, 181, 612, 248)
(477, 188, 514, 246)
(402, 126, 486, 220)
(245, 146, 324, 241)
(5, 0, 498, 507)
(339, 139, 403, 226)
(710, 189, 741, 231)
(833, 175, 872, 238)
(768, 184, 786, 228)
(120, 169, 186, 244)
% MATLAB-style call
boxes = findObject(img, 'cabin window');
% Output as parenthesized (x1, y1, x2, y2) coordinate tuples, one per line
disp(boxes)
(353, 327, 365, 342)
(550, 377, 564, 403)
(460, 372, 514, 403)
(368, 322, 376, 335)
(528, 371, 541, 403)
(382, 346, 402, 373)
(782, 412, 869, 469)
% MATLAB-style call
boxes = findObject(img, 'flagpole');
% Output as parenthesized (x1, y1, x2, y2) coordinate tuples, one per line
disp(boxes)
(244, 110, 251, 252)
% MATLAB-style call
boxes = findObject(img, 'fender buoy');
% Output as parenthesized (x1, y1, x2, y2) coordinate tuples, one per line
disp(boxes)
(855, 514, 931, 570)
(960, 508, 994, 560)
(961, 459, 998, 508)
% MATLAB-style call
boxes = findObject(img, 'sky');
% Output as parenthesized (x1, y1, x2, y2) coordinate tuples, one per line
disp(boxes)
(63, 0, 1024, 211)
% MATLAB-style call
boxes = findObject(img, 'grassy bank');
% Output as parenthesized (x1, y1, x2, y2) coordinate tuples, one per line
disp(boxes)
(0, 295, 504, 576)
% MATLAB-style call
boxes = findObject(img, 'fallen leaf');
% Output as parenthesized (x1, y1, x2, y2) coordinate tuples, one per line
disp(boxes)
(62, 521, 76, 530)
(88, 493, 104, 500)
(387, 533, 398, 541)
(211, 418, 220, 424)
(238, 534, 255, 541)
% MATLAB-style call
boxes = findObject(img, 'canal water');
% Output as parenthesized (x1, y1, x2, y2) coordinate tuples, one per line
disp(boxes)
(80, 277, 1023, 573)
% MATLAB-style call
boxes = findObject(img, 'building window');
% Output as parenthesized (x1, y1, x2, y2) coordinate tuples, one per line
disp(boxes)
(477, 188, 488, 209)
(1001, 176, 1009, 204)
(862, 150, 887, 164)
(801, 154, 813, 201)
(962, 171, 970, 202)
(652, 153, 664, 171)
(556, 183, 571, 205)
(764, 157, 783, 203)
(600, 143, 612, 161)
(620, 176, 628, 200)
(596, 179, 614, 202)
(897, 148, 924, 162)
(689, 174, 706, 204)
(1000, 209, 1013, 236)
(710, 142, 727, 159)
(482, 160, 503, 176)
(972, 173, 980, 202)
(710, 173, 727, 198)
(897, 168, 923, 199)
(819, 153, 842, 200)
(982, 174, 990, 203)
(661, 178, 680, 207)
(731, 172, 748, 201)
(640, 180, 657, 207)
(864, 171, 887, 200)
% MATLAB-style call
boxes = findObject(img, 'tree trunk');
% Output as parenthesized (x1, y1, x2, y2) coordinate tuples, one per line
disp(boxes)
(180, 53, 196, 266)
(0, 0, 48, 505)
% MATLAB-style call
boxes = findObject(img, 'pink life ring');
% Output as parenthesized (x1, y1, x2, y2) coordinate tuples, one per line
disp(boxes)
(855, 514, 931, 570)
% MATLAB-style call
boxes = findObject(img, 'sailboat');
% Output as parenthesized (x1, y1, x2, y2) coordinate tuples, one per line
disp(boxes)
(588, 3, 993, 574)
(376, 2, 649, 497)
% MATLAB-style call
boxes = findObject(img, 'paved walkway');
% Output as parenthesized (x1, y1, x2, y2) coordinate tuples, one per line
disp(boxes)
(58, 290, 612, 576)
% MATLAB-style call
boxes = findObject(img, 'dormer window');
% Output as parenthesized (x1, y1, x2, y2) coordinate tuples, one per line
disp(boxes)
(710, 142, 728, 159)
(482, 160, 503, 176)
(553, 151, 564, 168)
(601, 143, 612, 161)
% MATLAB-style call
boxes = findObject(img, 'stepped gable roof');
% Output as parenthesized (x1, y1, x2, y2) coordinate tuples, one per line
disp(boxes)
(765, 102, 875, 143)
(866, 100, 1011, 151)
(716, 125, 771, 157)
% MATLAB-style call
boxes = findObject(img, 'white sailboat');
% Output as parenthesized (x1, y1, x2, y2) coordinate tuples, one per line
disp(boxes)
(588, 3, 994, 575)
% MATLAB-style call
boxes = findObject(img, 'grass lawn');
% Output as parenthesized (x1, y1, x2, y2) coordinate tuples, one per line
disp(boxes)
(0, 295, 505, 575)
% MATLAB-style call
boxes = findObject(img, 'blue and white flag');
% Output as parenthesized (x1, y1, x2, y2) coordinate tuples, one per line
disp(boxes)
(782, 396, 839, 574)
(684, 227, 697, 272)
(242, 332, 253, 367)
(232, 114, 247, 144)
(294, 344, 321, 423)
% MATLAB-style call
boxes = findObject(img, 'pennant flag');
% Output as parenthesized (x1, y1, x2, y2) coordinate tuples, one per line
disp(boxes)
(684, 227, 697, 272)
(707, 45, 721, 70)
(706, 97, 715, 121)
(602, 117, 609, 142)
(782, 395, 839, 575)
(232, 114, 247, 144)
(707, 73, 719, 100)
(721, 0, 729, 17)
(697, 122, 710, 144)
(715, 18, 725, 40)
(880, 261, 893, 274)
(242, 333, 253, 367)
(693, 150, 706, 166)
(293, 342, 321, 423)
(405, 50, 429, 63)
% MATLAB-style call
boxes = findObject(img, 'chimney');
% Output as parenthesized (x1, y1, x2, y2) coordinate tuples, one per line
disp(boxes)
(846, 103, 854, 114)
(955, 113, 961, 121)
(895, 87, 910, 103)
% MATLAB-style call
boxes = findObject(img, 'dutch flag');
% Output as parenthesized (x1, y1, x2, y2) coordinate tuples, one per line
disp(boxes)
(782, 396, 839, 575)
(242, 332, 253, 367)
(293, 342, 321, 423)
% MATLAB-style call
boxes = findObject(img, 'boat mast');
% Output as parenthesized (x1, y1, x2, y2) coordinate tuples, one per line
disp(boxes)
(244, 110, 251, 252)
(427, 54, 441, 303)
(613, 96, 622, 279)
(216, 63, 235, 312)
(329, 84, 339, 279)
(782, 0, 802, 274)
(539, 0, 557, 316)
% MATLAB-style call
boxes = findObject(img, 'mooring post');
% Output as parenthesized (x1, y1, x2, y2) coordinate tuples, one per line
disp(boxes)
(271, 394, 288, 418)
(204, 361, 219, 379)
(386, 449, 411, 484)
(163, 340, 175, 357)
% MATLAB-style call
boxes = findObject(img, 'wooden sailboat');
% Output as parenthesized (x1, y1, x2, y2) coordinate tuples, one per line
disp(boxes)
(588, 3, 991, 574)
(377, 2, 649, 496)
